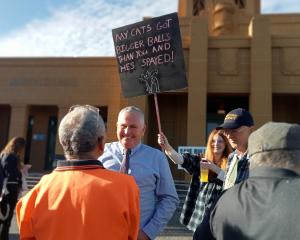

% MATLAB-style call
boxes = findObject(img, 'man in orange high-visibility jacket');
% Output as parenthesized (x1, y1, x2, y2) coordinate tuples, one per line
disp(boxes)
(16, 105, 140, 240)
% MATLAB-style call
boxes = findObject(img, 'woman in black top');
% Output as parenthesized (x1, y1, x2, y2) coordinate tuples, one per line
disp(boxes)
(0, 137, 25, 240)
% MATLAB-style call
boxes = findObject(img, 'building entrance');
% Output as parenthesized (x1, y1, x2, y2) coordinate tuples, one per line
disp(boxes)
(273, 94, 300, 124)
(24, 106, 58, 171)
(206, 95, 249, 139)
(0, 105, 11, 151)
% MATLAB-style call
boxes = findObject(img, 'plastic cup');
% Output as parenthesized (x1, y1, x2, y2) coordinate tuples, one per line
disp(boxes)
(199, 152, 209, 182)
(200, 168, 209, 182)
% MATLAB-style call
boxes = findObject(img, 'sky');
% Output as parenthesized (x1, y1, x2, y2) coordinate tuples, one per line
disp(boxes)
(0, 0, 299, 57)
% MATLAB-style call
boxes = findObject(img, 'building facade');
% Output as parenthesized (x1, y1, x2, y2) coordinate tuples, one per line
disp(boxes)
(0, 0, 300, 179)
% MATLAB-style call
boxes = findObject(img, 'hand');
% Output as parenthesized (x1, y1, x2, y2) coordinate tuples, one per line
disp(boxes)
(137, 230, 150, 240)
(200, 160, 221, 174)
(200, 159, 212, 169)
(21, 164, 32, 175)
(157, 132, 171, 151)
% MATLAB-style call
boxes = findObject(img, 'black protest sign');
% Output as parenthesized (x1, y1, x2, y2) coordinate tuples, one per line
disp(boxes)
(112, 12, 187, 98)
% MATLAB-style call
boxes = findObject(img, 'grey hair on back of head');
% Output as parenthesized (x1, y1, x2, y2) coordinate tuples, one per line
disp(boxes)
(59, 105, 105, 157)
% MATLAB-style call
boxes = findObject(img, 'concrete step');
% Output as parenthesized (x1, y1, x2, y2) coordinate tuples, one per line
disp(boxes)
(25, 172, 45, 189)
(160, 226, 193, 236)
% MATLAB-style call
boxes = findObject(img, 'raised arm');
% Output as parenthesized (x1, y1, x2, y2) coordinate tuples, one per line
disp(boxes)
(157, 132, 183, 164)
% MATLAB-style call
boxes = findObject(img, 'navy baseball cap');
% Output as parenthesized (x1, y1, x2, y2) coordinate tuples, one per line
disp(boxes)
(217, 108, 254, 130)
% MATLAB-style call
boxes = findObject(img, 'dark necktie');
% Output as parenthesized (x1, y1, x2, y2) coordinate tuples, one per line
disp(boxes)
(120, 149, 131, 174)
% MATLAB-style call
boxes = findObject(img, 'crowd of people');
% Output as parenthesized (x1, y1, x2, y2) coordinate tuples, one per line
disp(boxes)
(1, 104, 299, 240)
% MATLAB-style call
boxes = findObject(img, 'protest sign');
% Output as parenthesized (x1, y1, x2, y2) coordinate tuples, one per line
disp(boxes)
(112, 12, 187, 97)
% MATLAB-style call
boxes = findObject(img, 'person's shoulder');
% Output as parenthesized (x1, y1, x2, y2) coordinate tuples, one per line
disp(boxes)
(294, 175, 300, 181)
(100, 168, 131, 179)
(25, 172, 54, 192)
(100, 170, 138, 188)
(38, 172, 56, 184)
(228, 151, 236, 159)
(99, 142, 119, 160)
(140, 144, 169, 168)
(219, 180, 245, 201)
(282, 175, 300, 188)
(1, 153, 15, 161)
(140, 144, 164, 155)
(104, 141, 119, 150)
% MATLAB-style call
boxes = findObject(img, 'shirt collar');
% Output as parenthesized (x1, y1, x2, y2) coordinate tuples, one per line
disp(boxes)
(250, 166, 299, 178)
(234, 150, 249, 160)
(55, 159, 103, 171)
(117, 142, 142, 156)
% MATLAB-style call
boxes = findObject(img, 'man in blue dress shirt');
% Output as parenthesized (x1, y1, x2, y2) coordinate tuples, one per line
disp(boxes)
(99, 106, 179, 240)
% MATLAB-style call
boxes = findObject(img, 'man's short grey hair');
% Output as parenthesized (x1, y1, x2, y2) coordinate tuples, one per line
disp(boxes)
(59, 105, 105, 157)
(250, 150, 300, 170)
(118, 106, 145, 124)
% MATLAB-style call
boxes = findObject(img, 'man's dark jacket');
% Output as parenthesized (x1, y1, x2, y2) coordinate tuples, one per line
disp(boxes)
(210, 167, 300, 240)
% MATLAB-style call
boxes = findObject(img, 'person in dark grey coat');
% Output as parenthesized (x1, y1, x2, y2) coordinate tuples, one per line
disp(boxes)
(209, 122, 300, 240)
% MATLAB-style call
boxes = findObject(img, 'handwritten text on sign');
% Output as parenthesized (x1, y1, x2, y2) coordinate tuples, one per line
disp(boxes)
(112, 13, 187, 97)
(114, 18, 174, 72)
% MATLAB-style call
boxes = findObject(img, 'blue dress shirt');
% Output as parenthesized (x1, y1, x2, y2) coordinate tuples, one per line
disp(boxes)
(98, 142, 179, 239)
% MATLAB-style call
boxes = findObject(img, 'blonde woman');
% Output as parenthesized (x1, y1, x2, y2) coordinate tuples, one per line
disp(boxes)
(0, 137, 25, 240)
(158, 129, 232, 232)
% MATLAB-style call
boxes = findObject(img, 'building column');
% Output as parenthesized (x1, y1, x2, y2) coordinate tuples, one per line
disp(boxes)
(178, 0, 194, 17)
(187, 17, 208, 146)
(245, 0, 260, 16)
(8, 104, 28, 139)
(249, 16, 272, 128)
(55, 105, 70, 157)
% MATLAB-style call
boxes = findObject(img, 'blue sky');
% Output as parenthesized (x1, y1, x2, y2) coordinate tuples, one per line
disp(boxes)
(0, 0, 299, 56)
(0, 0, 75, 35)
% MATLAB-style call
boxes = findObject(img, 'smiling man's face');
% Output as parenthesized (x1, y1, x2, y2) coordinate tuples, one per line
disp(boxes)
(117, 111, 145, 149)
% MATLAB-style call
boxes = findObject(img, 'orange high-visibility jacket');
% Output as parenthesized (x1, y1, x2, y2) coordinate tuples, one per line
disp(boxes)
(16, 160, 140, 240)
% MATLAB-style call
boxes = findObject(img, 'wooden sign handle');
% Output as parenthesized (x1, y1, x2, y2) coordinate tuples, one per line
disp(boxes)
(154, 94, 162, 134)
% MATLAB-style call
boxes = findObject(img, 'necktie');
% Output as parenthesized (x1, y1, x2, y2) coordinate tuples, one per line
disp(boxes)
(224, 154, 238, 190)
(120, 149, 131, 174)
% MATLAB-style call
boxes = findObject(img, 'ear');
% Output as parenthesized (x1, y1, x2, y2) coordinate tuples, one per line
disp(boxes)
(97, 136, 105, 153)
(142, 123, 146, 135)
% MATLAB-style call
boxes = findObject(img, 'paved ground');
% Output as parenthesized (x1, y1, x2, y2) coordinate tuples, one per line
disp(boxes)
(9, 212, 193, 240)
(9, 213, 19, 240)
(157, 237, 192, 240)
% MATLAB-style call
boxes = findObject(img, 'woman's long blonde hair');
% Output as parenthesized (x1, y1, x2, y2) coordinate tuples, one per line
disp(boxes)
(1, 137, 26, 170)
(1, 137, 26, 157)
(204, 129, 232, 170)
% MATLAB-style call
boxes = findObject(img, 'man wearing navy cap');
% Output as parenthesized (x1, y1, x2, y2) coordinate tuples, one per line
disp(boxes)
(193, 108, 255, 240)
(216, 108, 254, 189)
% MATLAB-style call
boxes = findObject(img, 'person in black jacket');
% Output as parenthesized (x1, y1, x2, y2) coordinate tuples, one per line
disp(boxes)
(0, 137, 25, 240)
(210, 122, 300, 240)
